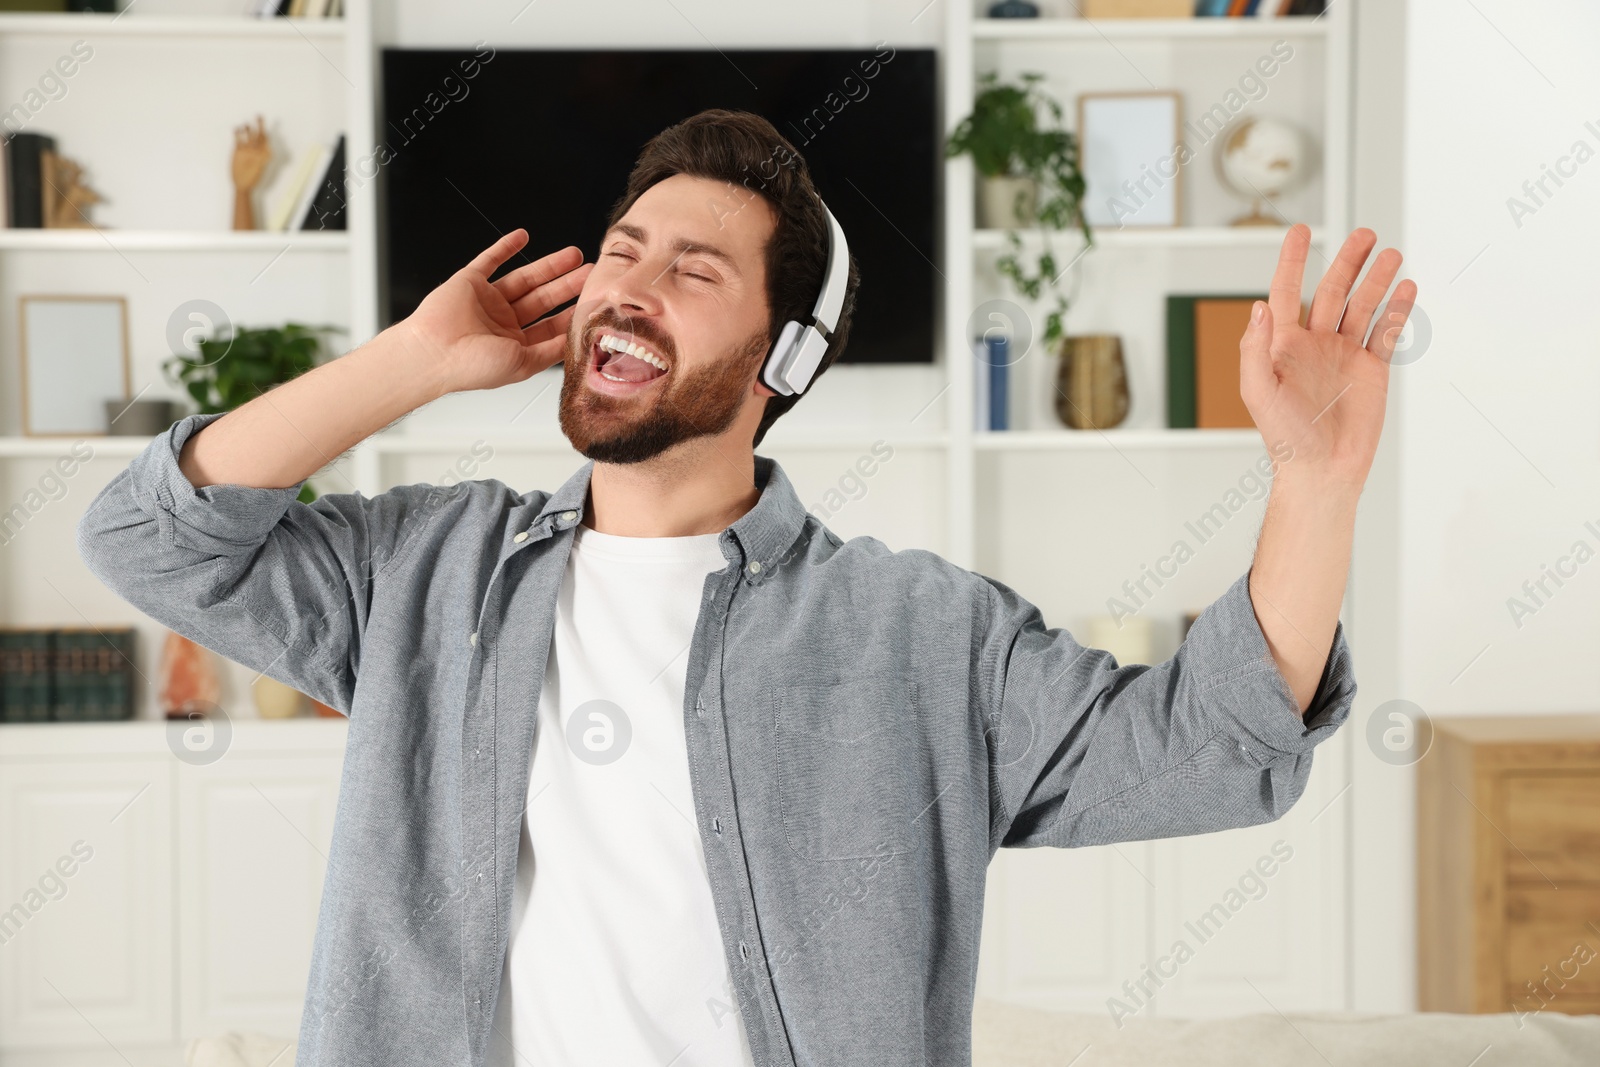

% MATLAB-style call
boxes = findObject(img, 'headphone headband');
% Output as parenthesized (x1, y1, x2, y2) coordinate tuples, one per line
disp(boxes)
(760, 198, 849, 397)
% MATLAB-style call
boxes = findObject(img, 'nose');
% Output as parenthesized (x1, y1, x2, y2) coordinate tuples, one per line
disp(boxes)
(604, 256, 666, 320)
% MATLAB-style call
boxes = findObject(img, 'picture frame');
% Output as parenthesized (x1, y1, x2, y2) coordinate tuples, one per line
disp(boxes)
(1076, 90, 1184, 229)
(19, 295, 130, 437)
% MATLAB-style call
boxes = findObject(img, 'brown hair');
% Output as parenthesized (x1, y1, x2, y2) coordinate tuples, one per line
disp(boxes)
(605, 108, 859, 447)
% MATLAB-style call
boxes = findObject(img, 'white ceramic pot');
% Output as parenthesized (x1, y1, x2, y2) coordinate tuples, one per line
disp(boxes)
(979, 175, 1038, 229)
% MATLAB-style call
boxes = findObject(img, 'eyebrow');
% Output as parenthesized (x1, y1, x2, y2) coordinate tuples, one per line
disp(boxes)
(606, 222, 742, 278)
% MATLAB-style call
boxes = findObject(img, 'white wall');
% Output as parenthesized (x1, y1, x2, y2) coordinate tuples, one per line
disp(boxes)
(1397, 0, 1600, 713)
(1348, 0, 1600, 1013)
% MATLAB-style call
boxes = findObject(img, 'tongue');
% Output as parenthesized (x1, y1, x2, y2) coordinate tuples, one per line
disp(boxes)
(602, 350, 662, 384)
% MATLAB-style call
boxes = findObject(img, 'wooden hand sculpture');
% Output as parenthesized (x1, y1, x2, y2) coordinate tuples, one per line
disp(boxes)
(231, 115, 271, 231)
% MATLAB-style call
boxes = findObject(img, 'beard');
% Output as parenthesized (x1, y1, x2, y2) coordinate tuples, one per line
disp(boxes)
(559, 308, 769, 465)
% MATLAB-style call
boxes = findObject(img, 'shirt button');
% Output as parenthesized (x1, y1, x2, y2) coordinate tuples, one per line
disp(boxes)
(695, 699, 706, 719)
(561, 510, 577, 522)
(748, 561, 762, 574)
(739, 941, 749, 960)
(513, 531, 529, 543)
(712, 817, 722, 834)
(468, 631, 478, 647)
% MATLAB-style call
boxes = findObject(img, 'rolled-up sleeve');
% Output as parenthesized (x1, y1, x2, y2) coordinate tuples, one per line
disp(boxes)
(75, 411, 449, 714)
(981, 566, 1354, 853)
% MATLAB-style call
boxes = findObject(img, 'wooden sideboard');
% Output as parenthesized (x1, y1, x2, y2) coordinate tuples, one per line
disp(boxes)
(1418, 714, 1600, 1016)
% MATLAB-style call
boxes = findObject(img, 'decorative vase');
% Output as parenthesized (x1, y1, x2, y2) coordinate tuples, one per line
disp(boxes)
(253, 675, 305, 719)
(158, 631, 222, 719)
(979, 175, 1037, 229)
(1055, 334, 1130, 429)
(105, 398, 178, 436)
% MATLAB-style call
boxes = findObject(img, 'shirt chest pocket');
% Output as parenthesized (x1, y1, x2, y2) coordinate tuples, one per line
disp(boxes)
(769, 676, 920, 861)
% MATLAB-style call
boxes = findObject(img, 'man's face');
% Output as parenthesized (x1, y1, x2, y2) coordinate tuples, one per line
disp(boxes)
(560, 174, 777, 464)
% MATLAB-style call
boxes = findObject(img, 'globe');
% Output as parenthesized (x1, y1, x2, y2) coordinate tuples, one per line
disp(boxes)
(1217, 117, 1310, 226)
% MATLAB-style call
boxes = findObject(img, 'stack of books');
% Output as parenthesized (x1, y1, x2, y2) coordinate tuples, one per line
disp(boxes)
(1195, 0, 1327, 15)
(268, 133, 347, 232)
(0, 628, 137, 723)
(248, 0, 345, 17)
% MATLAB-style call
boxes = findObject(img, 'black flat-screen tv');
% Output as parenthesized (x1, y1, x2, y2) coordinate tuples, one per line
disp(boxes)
(378, 47, 938, 365)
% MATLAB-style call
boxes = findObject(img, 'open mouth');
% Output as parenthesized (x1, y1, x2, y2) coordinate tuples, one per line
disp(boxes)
(591, 330, 670, 387)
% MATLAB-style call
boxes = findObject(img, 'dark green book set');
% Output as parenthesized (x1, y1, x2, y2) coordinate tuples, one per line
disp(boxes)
(0, 627, 136, 723)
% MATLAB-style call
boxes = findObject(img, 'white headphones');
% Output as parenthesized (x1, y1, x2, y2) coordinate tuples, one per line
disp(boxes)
(759, 201, 849, 397)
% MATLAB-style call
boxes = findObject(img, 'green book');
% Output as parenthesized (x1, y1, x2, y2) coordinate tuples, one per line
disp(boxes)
(23, 631, 52, 723)
(1165, 295, 1198, 429)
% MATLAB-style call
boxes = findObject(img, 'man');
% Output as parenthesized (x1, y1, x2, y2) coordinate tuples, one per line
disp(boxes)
(77, 109, 1415, 1066)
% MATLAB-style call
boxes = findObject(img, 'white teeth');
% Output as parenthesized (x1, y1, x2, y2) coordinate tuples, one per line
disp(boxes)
(597, 332, 668, 372)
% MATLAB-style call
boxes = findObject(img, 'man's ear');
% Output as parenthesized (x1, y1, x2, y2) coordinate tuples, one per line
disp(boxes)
(754, 378, 777, 398)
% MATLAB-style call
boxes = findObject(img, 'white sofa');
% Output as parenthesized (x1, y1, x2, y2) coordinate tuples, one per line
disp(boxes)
(973, 997, 1600, 1066)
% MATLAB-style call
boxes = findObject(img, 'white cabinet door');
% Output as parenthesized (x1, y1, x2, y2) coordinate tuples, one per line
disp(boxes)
(977, 842, 1153, 1012)
(976, 734, 1350, 1019)
(176, 752, 342, 1041)
(0, 756, 174, 1049)
(1145, 733, 1350, 1017)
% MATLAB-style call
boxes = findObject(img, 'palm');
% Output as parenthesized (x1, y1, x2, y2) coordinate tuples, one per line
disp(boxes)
(401, 231, 592, 395)
(1240, 225, 1417, 490)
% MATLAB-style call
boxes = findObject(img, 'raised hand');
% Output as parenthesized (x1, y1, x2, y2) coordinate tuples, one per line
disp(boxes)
(396, 229, 593, 396)
(1239, 224, 1418, 493)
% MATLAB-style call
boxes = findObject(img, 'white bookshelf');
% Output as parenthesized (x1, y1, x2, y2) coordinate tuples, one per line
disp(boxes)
(0, 229, 350, 251)
(942, 1, 1352, 567)
(971, 15, 1330, 39)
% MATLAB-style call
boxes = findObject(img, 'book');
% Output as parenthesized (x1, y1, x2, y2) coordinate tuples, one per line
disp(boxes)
(1, 630, 52, 723)
(972, 338, 989, 431)
(1194, 297, 1261, 428)
(287, 141, 332, 232)
(986, 335, 1010, 431)
(4, 132, 53, 228)
(300, 133, 346, 231)
(268, 143, 326, 231)
(1165, 295, 1199, 428)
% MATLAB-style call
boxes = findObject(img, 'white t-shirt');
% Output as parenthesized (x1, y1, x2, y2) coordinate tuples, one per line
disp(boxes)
(488, 523, 756, 1067)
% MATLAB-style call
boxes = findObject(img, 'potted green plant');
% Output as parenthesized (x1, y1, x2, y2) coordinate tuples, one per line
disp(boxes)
(163, 322, 341, 504)
(947, 70, 1095, 347)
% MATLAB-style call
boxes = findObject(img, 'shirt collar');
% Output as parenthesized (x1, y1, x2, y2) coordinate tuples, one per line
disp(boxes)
(530, 455, 809, 571)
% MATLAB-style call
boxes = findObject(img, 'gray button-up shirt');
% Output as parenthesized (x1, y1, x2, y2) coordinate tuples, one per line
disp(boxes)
(76, 411, 1354, 1067)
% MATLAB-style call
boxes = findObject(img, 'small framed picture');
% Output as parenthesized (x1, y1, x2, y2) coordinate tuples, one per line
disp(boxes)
(1077, 90, 1184, 229)
(19, 295, 130, 437)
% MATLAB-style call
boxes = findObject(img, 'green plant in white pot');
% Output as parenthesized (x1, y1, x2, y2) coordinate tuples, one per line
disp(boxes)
(947, 70, 1095, 347)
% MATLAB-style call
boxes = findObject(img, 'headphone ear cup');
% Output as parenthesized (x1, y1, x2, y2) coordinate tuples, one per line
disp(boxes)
(762, 320, 806, 395)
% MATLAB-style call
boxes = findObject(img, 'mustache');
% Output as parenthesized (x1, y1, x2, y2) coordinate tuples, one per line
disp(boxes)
(578, 307, 677, 366)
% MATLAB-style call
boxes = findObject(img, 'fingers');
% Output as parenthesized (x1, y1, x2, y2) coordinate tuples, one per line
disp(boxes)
(1367, 279, 1419, 364)
(1338, 246, 1402, 343)
(520, 307, 578, 375)
(1268, 223, 1313, 327)
(496, 245, 586, 304)
(508, 261, 592, 327)
(1238, 299, 1277, 412)
(1307, 228, 1377, 332)
(464, 229, 532, 279)
(523, 305, 577, 348)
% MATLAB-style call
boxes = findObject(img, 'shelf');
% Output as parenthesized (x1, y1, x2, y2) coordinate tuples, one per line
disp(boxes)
(971, 226, 1324, 251)
(973, 17, 1328, 41)
(0, 229, 349, 252)
(0, 435, 154, 458)
(365, 428, 950, 454)
(974, 429, 1264, 451)
(0, 429, 949, 461)
(0, 13, 344, 38)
